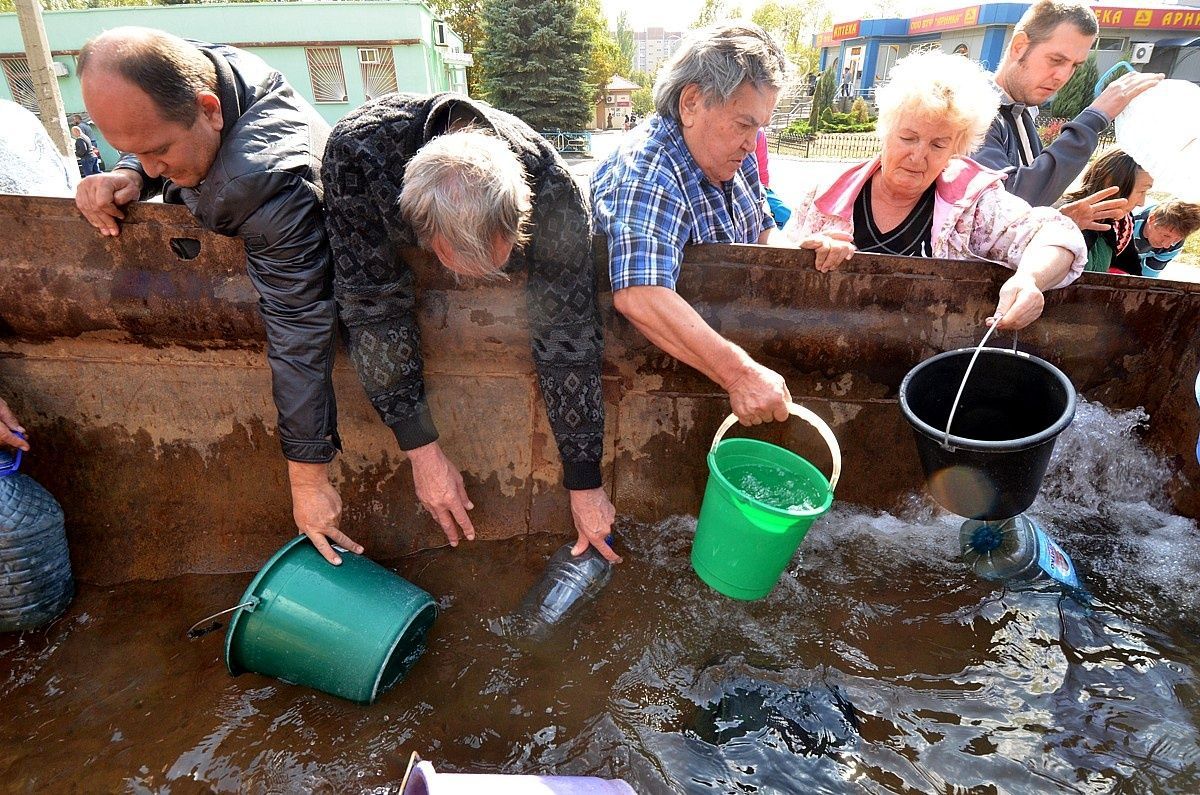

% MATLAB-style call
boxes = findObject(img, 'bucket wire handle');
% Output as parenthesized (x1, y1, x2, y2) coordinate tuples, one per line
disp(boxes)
(1094, 60, 1135, 99)
(942, 317, 1014, 450)
(0, 431, 25, 476)
(399, 751, 421, 793)
(711, 401, 842, 492)
(187, 597, 258, 639)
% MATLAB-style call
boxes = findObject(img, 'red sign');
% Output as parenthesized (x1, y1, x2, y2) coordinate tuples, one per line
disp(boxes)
(831, 20, 861, 40)
(1091, 6, 1200, 29)
(909, 5, 981, 34)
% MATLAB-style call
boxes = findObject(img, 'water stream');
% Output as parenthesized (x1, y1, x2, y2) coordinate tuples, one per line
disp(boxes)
(1, 399, 1198, 793)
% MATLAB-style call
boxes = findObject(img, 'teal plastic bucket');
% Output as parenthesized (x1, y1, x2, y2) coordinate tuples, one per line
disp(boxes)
(692, 403, 841, 601)
(223, 536, 437, 704)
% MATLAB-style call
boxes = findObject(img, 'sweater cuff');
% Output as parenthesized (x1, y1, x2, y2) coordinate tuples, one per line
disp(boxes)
(390, 406, 440, 451)
(563, 460, 603, 490)
(1075, 106, 1112, 132)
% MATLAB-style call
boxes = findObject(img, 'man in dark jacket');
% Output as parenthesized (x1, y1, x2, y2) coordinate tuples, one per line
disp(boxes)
(73, 27, 358, 565)
(971, 0, 1161, 229)
(322, 93, 619, 563)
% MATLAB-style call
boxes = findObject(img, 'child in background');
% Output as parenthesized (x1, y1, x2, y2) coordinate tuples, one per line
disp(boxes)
(1059, 149, 1153, 272)
(1110, 200, 1200, 277)
(754, 129, 791, 227)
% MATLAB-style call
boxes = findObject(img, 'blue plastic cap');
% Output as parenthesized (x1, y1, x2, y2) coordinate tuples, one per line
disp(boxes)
(968, 523, 1004, 554)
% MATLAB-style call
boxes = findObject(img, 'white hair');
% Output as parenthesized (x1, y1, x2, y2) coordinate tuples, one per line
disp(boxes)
(399, 129, 532, 278)
(874, 50, 1000, 156)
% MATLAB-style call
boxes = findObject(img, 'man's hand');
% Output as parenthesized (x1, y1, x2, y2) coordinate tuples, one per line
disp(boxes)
(799, 231, 856, 272)
(725, 359, 792, 426)
(1091, 71, 1164, 121)
(75, 169, 144, 237)
(288, 460, 361, 565)
(988, 271, 1044, 331)
(1059, 185, 1127, 232)
(0, 398, 29, 452)
(568, 487, 622, 564)
(408, 441, 476, 546)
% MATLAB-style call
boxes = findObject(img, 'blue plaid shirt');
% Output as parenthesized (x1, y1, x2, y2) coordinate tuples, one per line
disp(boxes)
(591, 114, 773, 292)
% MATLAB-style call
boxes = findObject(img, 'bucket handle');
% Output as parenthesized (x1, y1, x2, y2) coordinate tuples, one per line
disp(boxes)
(1095, 61, 1135, 99)
(186, 597, 258, 639)
(941, 317, 1018, 451)
(710, 402, 842, 492)
(0, 431, 25, 476)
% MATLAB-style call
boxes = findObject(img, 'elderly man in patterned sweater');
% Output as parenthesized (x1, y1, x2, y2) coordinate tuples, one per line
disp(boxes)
(322, 93, 620, 564)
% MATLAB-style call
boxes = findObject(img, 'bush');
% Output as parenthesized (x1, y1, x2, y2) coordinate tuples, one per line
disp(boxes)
(850, 97, 871, 124)
(1037, 118, 1065, 147)
(784, 119, 813, 137)
(809, 67, 837, 131)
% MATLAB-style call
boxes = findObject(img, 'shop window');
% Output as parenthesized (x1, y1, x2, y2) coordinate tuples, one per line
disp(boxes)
(1096, 37, 1126, 51)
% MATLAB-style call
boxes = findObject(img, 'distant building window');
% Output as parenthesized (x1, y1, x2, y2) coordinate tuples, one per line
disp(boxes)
(1, 57, 39, 115)
(358, 47, 398, 101)
(1096, 37, 1126, 51)
(306, 47, 347, 103)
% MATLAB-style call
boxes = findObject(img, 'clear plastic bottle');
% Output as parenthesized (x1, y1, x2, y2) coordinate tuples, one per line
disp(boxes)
(515, 542, 613, 635)
(959, 514, 1081, 589)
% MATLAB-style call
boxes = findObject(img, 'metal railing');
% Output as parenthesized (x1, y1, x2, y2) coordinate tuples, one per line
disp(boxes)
(540, 131, 592, 157)
(767, 130, 882, 160)
(1034, 114, 1116, 150)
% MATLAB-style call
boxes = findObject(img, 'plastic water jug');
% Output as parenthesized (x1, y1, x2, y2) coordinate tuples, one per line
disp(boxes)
(0, 438, 74, 632)
(514, 542, 612, 636)
(959, 514, 1080, 589)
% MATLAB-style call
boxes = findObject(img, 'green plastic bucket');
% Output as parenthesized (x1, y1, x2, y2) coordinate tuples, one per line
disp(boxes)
(692, 403, 842, 601)
(222, 536, 437, 704)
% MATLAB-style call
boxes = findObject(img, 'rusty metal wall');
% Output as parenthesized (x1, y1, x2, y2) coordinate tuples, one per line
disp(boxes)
(2, 196, 1198, 584)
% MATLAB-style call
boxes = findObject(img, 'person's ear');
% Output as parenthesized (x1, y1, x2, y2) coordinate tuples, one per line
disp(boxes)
(429, 233, 457, 271)
(198, 91, 223, 132)
(1010, 31, 1030, 61)
(678, 84, 704, 128)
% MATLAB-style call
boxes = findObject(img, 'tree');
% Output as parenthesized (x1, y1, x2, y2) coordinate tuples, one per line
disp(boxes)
(1050, 56, 1099, 120)
(615, 11, 635, 77)
(578, 0, 624, 102)
(751, 0, 826, 76)
(478, 0, 591, 130)
(429, 0, 487, 97)
(808, 66, 836, 132)
(693, 0, 742, 28)
(631, 86, 654, 116)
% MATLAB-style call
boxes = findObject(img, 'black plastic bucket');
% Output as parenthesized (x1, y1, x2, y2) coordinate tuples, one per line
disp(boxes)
(898, 348, 1076, 520)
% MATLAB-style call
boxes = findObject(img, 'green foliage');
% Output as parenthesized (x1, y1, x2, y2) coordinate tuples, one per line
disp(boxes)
(751, 0, 823, 73)
(577, 0, 623, 102)
(478, 0, 591, 130)
(631, 86, 654, 116)
(614, 11, 635, 77)
(1049, 56, 1098, 121)
(784, 119, 812, 136)
(808, 66, 836, 130)
(429, 0, 487, 97)
(692, 0, 742, 28)
(629, 69, 655, 88)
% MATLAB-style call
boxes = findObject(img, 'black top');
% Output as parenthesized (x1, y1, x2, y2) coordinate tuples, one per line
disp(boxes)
(853, 176, 935, 257)
(322, 93, 604, 489)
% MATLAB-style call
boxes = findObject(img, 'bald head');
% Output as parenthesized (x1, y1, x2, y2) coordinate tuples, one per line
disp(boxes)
(78, 27, 216, 127)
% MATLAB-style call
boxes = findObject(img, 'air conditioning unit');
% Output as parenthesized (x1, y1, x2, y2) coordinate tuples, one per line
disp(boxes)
(1131, 42, 1155, 64)
(605, 95, 614, 104)
(51, 61, 68, 77)
(433, 20, 449, 47)
(358, 48, 380, 65)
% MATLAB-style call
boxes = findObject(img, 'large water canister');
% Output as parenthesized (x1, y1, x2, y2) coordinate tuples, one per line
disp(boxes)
(0, 440, 74, 632)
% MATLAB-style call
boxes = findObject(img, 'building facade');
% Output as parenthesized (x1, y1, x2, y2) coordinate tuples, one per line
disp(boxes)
(815, 3, 1200, 99)
(0, 1, 470, 164)
(633, 27, 684, 74)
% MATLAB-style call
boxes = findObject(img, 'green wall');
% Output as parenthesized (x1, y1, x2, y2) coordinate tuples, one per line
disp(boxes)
(0, 2, 468, 163)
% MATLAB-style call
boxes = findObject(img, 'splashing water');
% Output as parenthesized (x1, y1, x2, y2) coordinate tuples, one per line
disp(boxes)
(2, 399, 1199, 793)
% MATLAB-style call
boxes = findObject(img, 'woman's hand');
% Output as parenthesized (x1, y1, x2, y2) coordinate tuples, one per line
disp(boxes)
(799, 232, 855, 272)
(989, 272, 1044, 330)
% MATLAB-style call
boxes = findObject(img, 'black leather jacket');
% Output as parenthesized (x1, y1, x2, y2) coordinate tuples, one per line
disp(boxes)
(118, 43, 339, 463)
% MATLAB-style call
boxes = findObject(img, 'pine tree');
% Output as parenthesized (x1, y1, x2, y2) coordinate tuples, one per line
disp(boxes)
(478, 0, 592, 130)
(809, 67, 836, 132)
(1050, 56, 1099, 121)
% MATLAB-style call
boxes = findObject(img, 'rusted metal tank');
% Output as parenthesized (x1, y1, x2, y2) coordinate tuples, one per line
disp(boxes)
(2, 195, 1198, 585)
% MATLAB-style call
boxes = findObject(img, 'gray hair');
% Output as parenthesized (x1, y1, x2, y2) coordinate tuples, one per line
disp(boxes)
(1014, 0, 1098, 46)
(652, 23, 788, 121)
(875, 49, 1000, 157)
(399, 129, 532, 278)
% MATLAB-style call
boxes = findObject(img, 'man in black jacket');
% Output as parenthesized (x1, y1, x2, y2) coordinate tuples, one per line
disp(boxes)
(73, 27, 358, 565)
(322, 93, 619, 563)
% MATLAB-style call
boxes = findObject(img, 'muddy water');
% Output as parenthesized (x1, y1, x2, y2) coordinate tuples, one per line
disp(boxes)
(2, 400, 1199, 794)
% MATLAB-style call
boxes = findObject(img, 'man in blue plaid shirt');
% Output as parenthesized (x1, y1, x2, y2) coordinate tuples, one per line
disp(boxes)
(593, 23, 805, 427)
